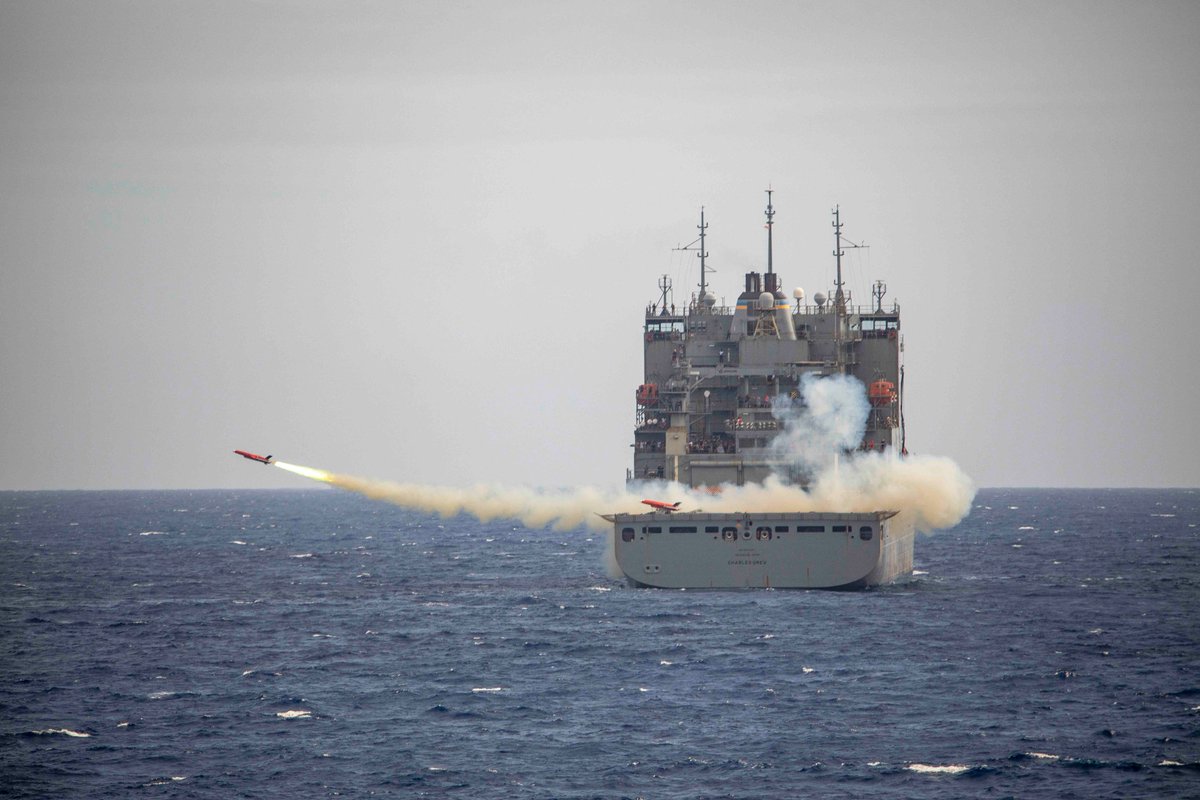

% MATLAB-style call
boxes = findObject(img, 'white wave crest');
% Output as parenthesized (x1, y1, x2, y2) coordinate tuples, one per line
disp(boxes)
(32, 728, 90, 737)
(906, 763, 971, 774)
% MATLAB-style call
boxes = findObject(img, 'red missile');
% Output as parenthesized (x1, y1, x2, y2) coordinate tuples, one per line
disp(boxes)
(233, 450, 274, 465)
(641, 499, 683, 512)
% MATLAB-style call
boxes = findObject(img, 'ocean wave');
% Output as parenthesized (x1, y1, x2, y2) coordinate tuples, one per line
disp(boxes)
(906, 763, 971, 775)
(28, 728, 90, 738)
(1008, 751, 1061, 762)
(275, 709, 311, 719)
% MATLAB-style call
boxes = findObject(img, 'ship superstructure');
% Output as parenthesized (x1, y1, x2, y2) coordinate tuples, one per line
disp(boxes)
(631, 194, 904, 487)
(606, 193, 913, 589)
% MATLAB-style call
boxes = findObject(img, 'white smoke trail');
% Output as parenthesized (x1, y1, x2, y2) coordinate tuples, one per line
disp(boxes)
(269, 374, 973, 538)
(274, 460, 647, 532)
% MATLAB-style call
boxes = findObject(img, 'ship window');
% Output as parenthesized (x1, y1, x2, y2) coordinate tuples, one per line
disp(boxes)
(722, 528, 737, 541)
(705, 526, 719, 533)
(796, 525, 825, 533)
(621, 528, 635, 542)
(775, 525, 789, 532)
(832, 525, 850, 533)
(647, 526, 662, 533)
(859, 526, 873, 541)
(669, 525, 697, 533)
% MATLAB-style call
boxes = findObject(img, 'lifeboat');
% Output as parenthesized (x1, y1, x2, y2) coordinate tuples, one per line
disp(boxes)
(636, 383, 659, 405)
(868, 379, 897, 407)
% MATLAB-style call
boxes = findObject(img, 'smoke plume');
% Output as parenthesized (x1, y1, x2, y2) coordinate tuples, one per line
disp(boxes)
(269, 375, 973, 537)
(273, 461, 642, 532)
(768, 372, 869, 480)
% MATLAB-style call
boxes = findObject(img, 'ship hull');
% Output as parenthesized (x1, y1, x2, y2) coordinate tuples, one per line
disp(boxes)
(606, 510, 911, 589)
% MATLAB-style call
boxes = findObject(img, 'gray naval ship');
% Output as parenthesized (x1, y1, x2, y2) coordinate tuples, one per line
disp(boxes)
(603, 193, 913, 589)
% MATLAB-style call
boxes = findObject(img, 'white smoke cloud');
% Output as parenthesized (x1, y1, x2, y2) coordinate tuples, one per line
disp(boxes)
(755, 373, 974, 533)
(768, 372, 870, 478)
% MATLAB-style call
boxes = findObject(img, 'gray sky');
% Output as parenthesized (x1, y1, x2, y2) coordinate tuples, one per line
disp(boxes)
(2, 0, 1198, 490)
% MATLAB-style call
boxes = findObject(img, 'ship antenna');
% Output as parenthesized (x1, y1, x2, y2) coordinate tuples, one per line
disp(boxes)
(831, 206, 869, 372)
(832, 206, 868, 312)
(832, 205, 845, 371)
(832, 204, 844, 313)
(765, 187, 775, 276)
(673, 207, 713, 311)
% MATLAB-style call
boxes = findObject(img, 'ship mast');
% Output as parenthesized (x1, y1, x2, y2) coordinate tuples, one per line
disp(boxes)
(765, 188, 775, 278)
(832, 204, 845, 314)
(832, 205, 844, 371)
(674, 208, 712, 312)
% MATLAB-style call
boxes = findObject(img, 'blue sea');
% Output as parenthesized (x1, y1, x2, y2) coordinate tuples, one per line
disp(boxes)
(1, 488, 1197, 798)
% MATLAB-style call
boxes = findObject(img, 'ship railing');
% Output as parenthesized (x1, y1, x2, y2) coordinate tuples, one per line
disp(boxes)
(794, 302, 900, 317)
(686, 305, 734, 317)
(728, 418, 780, 431)
(677, 302, 898, 319)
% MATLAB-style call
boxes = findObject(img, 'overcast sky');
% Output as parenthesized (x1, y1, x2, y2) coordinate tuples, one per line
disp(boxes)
(2, 0, 1197, 490)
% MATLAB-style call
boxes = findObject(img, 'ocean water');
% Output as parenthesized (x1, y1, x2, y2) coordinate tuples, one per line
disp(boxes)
(1, 488, 1197, 799)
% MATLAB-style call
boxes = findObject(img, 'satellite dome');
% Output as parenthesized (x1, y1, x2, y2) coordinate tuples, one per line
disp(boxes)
(703, 292, 717, 307)
(758, 291, 774, 310)
(814, 292, 827, 307)
(792, 287, 805, 300)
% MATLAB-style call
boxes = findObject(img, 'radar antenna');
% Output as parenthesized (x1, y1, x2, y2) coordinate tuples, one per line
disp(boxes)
(657, 274, 673, 315)
(872, 280, 887, 313)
